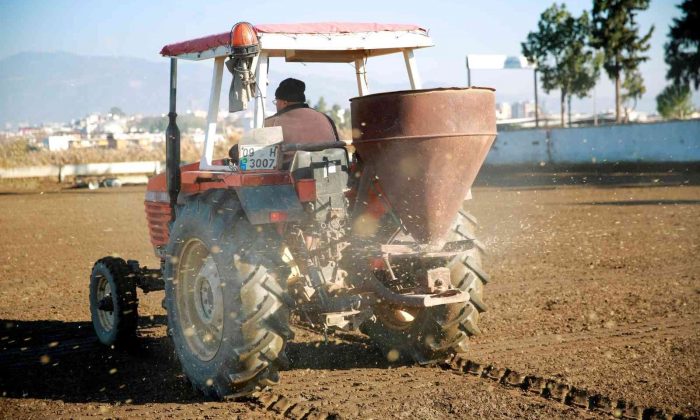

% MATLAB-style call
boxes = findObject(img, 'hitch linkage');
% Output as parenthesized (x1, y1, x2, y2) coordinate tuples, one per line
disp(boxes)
(126, 260, 164, 293)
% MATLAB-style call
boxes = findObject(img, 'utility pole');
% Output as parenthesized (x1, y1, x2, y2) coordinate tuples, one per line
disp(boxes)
(593, 84, 598, 126)
(466, 56, 471, 86)
(534, 68, 539, 128)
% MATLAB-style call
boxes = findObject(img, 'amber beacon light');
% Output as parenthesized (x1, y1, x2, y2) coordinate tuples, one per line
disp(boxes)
(230, 22, 259, 54)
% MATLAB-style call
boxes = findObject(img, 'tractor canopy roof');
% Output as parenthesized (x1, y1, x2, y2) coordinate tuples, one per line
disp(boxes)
(160, 22, 433, 62)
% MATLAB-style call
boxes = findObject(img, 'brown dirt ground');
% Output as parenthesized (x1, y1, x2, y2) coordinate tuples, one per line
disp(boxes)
(0, 171, 698, 419)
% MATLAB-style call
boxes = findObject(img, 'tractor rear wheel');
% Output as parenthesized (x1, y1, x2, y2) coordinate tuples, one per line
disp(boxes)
(89, 256, 139, 347)
(362, 208, 488, 363)
(164, 190, 292, 399)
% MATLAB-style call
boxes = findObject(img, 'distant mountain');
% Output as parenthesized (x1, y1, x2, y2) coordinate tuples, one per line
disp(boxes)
(0, 52, 212, 125)
(3, 51, 688, 125)
(0, 51, 414, 126)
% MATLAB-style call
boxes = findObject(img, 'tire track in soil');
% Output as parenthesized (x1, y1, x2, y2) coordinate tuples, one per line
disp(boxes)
(292, 322, 699, 419)
(1, 321, 696, 419)
(471, 317, 700, 358)
(2, 319, 696, 419)
(248, 391, 340, 420)
(440, 355, 697, 420)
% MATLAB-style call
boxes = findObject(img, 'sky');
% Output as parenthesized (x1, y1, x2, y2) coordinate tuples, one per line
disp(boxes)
(0, 0, 693, 115)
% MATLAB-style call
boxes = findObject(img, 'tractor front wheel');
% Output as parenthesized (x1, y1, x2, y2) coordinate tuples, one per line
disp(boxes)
(164, 190, 292, 399)
(89, 256, 139, 347)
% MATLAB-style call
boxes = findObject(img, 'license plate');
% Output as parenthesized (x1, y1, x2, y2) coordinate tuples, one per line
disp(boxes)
(239, 145, 279, 171)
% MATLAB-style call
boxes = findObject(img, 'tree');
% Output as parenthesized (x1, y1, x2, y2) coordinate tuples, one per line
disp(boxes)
(665, 0, 700, 90)
(656, 84, 695, 119)
(330, 104, 343, 127)
(590, 0, 654, 123)
(109, 106, 125, 117)
(565, 15, 601, 126)
(621, 69, 645, 121)
(313, 97, 328, 114)
(522, 4, 599, 127)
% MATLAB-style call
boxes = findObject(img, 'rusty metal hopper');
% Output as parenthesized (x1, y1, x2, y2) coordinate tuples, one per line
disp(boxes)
(351, 87, 496, 244)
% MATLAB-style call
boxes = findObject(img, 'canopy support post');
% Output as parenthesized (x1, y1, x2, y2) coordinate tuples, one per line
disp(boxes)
(403, 49, 422, 90)
(254, 53, 269, 128)
(200, 57, 225, 170)
(355, 58, 369, 96)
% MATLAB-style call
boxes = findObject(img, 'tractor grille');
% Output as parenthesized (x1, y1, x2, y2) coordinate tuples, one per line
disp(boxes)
(144, 200, 171, 247)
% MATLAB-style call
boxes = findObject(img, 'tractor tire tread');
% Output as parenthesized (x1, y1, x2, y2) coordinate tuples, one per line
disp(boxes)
(362, 207, 488, 363)
(165, 190, 291, 400)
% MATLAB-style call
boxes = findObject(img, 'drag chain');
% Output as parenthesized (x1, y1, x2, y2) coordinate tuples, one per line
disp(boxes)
(441, 354, 696, 420)
(247, 390, 340, 420)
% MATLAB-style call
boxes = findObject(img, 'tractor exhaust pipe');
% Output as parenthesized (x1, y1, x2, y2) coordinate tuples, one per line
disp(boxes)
(165, 58, 181, 218)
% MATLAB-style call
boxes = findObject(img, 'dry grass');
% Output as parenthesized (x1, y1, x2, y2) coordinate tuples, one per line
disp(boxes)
(0, 134, 241, 168)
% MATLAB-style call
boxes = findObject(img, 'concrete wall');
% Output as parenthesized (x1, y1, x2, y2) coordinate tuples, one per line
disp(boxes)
(0, 166, 60, 179)
(2, 121, 699, 181)
(0, 161, 162, 181)
(487, 119, 700, 165)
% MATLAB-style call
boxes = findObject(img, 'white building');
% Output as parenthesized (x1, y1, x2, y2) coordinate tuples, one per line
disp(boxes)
(496, 102, 512, 120)
(84, 114, 100, 138)
(102, 120, 126, 135)
(42, 134, 78, 151)
(512, 101, 536, 119)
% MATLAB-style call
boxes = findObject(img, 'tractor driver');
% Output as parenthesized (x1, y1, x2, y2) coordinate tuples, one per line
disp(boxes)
(265, 78, 339, 143)
(229, 78, 338, 161)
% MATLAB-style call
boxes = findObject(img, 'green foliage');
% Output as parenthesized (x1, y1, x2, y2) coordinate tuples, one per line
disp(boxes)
(132, 116, 167, 133)
(570, 49, 602, 101)
(329, 104, 342, 127)
(522, 4, 571, 94)
(314, 96, 329, 114)
(522, 4, 600, 126)
(590, 0, 654, 122)
(665, 0, 700, 89)
(621, 69, 645, 116)
(130, 114, 206, 133)
(109, 106, 125, 116)
(656, 84, 695, 119)
(313, 97, 352, 139)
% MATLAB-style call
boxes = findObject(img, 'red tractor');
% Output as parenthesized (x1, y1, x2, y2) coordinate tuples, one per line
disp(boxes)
(89, 22, 496, 399)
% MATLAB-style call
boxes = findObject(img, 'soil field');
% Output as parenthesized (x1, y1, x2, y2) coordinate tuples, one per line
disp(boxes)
(0, 173, 698, 419)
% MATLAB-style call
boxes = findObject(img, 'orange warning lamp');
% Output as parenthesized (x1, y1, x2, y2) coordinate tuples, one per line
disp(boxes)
(231, 22, 259, 49)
